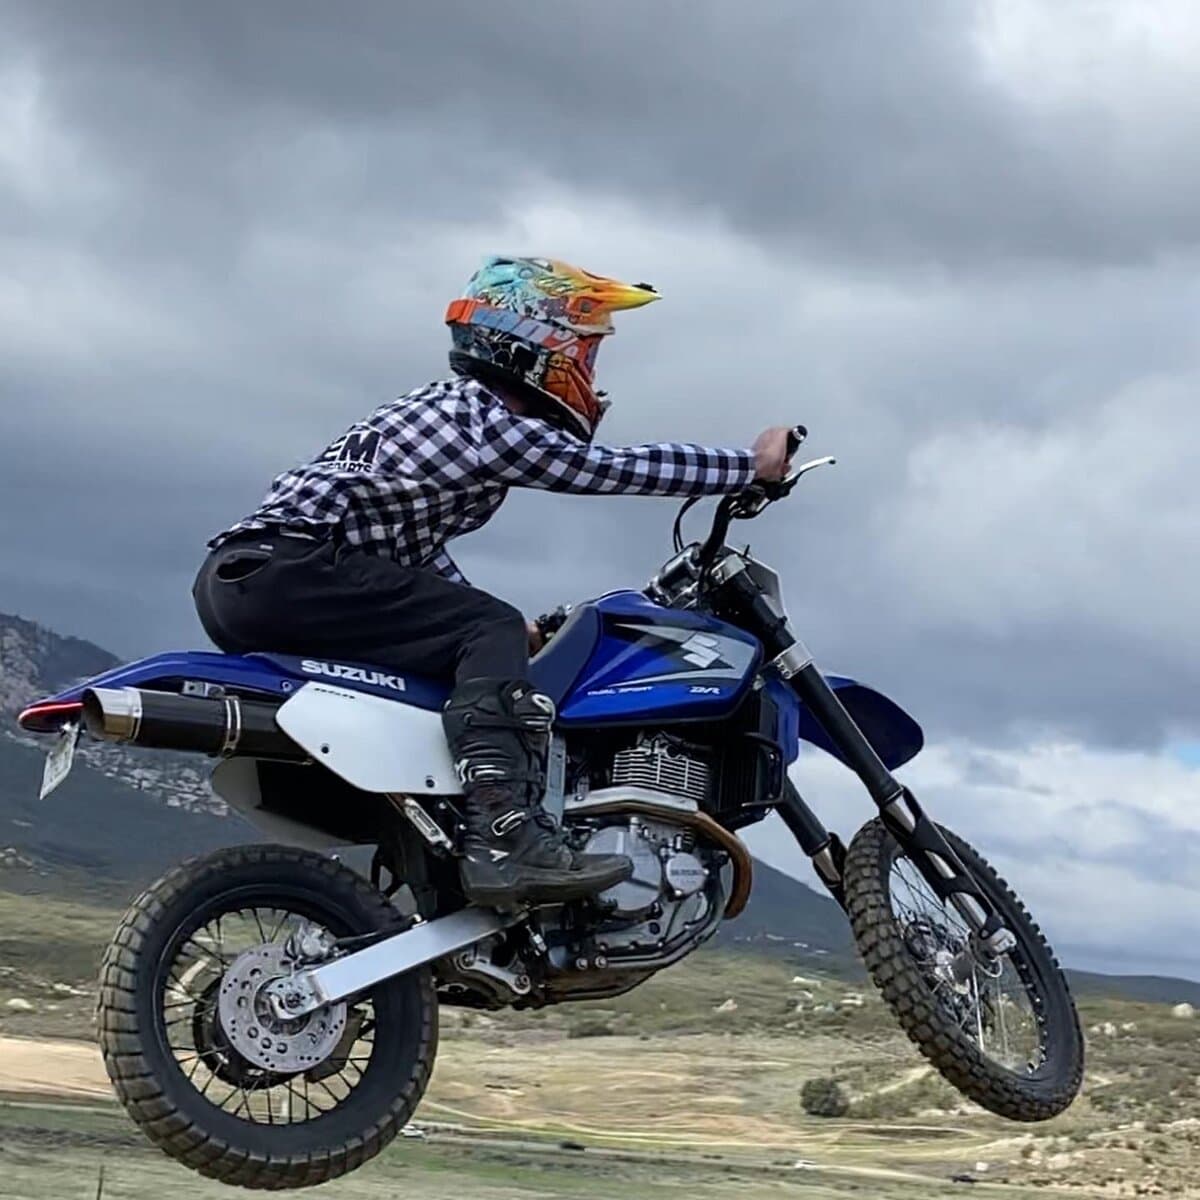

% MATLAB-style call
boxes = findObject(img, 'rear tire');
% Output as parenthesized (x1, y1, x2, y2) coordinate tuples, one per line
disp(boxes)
(844, 817, 1083, 1121)
(97, 844, 438, 1189)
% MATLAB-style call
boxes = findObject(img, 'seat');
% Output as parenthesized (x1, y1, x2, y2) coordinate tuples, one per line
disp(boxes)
(251, 603, 600, 714)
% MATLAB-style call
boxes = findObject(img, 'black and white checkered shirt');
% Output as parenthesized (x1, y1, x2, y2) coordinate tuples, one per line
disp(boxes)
(212, 376, 757, 585)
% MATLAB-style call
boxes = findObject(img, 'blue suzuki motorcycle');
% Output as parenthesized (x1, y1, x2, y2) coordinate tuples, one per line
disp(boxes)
(19, 429, 1083, 1190)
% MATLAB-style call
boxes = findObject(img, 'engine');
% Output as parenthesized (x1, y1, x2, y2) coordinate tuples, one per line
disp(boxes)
(609, 735, 711, 804)
(554, 733, 732, 967)
(578, 816, 716, 954)
(441, 733, 744, 1008)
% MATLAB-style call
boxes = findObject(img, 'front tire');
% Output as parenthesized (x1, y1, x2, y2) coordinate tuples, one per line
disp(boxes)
(844, 818, 1083, 1121)
(97, 845, 438, 1189)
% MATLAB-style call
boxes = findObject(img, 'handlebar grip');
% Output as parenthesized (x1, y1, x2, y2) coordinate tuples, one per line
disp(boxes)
(786, 425, 807, 458)
(535, 606, 571, 641)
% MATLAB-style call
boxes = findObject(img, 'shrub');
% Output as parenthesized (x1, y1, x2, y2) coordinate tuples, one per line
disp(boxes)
(801, 1076, 850, 1118)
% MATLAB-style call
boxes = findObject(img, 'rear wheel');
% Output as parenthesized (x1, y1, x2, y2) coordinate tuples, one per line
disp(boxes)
(844, 817, 1083, 1120)
(97, 845, 438, 1189)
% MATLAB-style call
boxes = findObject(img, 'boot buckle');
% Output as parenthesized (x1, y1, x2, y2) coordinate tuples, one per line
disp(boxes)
(490, 809, 527, 838)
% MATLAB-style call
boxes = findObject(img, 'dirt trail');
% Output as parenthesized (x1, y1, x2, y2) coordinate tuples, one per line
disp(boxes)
(862, 1065, 933, 1098)
(0, 1035, 111, 1100)
(0, 1035, 1067, 1196)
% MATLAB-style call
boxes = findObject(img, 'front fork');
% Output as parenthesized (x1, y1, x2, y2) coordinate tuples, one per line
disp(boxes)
(776, 644, 1016, 958)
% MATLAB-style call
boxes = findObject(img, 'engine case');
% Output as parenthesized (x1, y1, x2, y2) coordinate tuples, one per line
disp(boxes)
(587, 817, 710, 916)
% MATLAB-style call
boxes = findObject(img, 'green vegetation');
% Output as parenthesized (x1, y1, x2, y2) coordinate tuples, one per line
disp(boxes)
(800, 1076, 850, 1117)
(0, 884, 1197, 1197)
(0, 890, 120, 1039)
(0, 1095, 1087, 1200)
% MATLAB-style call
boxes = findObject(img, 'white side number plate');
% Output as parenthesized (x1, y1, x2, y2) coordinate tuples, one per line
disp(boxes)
(40, 724, 80, 800)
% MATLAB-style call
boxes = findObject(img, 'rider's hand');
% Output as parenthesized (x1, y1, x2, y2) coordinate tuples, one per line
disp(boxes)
(752, 426, 794, 482)
(527, 620, 546, 655)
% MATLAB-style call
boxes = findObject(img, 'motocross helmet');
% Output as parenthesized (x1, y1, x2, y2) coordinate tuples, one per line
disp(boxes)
(446, 255, 659, 440)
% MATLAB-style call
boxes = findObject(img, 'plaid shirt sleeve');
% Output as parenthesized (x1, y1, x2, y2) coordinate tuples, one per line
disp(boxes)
(424, 548, 469, 586)
(475, 406, 758, 497)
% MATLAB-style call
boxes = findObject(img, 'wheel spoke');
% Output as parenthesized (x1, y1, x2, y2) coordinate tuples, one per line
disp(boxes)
(889, 847, 1043, 1075)
(250, 908, 269, 944)
(156, 900, 379, 1129)
(268, 908, 292, 945)
(996, 975, 1011, 1064)
(198, 1065, 220, 1100)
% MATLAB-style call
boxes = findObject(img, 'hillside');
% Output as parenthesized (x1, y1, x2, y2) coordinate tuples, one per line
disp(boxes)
(1, 610, 1197, 1005)
(0, 610, 860, 957)
(717, 855, 857, 965)
(0, 734, 241, 893)
(0, 612, 118, 717)
(0, 611, 248, 892)
(1, 896, 1199, 1199)
(1068, 968, 1200, 1007)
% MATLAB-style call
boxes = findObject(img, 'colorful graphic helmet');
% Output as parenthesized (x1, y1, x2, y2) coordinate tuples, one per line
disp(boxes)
(446, 255, 659, 440)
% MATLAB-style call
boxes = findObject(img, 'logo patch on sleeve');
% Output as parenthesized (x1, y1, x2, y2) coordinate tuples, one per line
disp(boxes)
(319, 427, 381, 472)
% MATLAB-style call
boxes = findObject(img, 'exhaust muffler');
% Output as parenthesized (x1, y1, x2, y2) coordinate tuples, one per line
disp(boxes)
(81, 686, 307, 761)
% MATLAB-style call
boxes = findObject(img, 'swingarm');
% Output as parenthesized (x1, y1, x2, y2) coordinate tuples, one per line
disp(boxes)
(261, 907, 518, 1019)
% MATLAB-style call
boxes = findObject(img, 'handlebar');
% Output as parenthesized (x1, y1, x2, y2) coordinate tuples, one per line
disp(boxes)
(694, 426, 836, 571)
(550, 426, 833, 635)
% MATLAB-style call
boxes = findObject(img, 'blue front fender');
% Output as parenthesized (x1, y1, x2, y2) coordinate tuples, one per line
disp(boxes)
(798, 674, 924, 770)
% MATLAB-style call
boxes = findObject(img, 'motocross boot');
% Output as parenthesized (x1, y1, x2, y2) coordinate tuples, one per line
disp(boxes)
(443, 678, 632, 908)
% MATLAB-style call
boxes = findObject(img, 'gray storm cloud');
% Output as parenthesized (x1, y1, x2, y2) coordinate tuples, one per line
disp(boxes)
(3, 0, 1197, 746)
(2, 0, 1198, 971)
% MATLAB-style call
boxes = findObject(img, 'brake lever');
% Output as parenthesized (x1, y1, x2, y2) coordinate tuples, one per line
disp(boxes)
(730, 454, 837, 519)
(775, 455, 837, 495)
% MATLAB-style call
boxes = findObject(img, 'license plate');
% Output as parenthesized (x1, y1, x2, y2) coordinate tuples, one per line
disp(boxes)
(40, 724, 80, 800)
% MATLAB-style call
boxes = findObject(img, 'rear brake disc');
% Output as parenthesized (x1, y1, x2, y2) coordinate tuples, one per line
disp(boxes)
(217, 943, 347, 1073)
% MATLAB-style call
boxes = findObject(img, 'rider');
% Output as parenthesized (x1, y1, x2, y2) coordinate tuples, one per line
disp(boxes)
(194, 255, 793, 909)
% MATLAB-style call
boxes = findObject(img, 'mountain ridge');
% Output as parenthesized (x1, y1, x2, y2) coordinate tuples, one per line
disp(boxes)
(2, 610, 1196, 1005)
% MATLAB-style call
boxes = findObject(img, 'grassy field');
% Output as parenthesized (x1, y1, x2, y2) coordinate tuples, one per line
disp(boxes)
(0, 1095, 1060, 1200)
(0, 884, 1196, 1198)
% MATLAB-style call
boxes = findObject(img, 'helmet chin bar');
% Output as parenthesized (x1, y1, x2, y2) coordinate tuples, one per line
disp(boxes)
(450, 352, 598, 443)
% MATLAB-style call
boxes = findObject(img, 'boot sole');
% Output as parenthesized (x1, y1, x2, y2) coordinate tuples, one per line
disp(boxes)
(463, 862, 633, 910)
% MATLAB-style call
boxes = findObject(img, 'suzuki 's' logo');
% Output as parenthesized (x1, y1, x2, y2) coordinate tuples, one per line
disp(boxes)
(300, 660, 406, 691)
(589, 622, 755, 690)
(679, 633, 723, 669)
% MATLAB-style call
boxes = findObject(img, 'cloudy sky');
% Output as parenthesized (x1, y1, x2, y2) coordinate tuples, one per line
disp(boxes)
(2, 1, 1197, 979)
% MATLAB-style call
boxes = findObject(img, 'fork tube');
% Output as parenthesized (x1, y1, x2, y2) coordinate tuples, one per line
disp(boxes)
(785, 657, 1012, 951)
(777, 780, 847, 909)
(786, 657, 903, 806)
(720, 565, 905, 805)
(716, 561, 1008, 946)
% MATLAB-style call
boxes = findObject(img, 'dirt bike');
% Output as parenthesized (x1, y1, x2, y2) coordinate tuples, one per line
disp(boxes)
(19, 427, 1083, 1189)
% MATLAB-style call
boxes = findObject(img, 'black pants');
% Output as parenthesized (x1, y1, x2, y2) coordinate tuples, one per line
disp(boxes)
(193, 532, 529, 684)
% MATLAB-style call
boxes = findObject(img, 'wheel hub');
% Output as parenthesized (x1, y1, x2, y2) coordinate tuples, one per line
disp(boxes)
(217, 943, 347, 1073)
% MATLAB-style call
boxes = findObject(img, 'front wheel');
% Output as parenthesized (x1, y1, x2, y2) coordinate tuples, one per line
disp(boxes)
(844, 818, 1083, 1121)
(97, 845, 438, 1189)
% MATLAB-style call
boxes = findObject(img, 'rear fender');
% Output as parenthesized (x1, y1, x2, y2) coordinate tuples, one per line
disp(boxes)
(17, 651, 299, 732)
(211, 758, 343, 850)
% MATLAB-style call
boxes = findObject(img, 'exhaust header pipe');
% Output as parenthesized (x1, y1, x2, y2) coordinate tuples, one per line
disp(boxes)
(82, 686, 307, 761)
